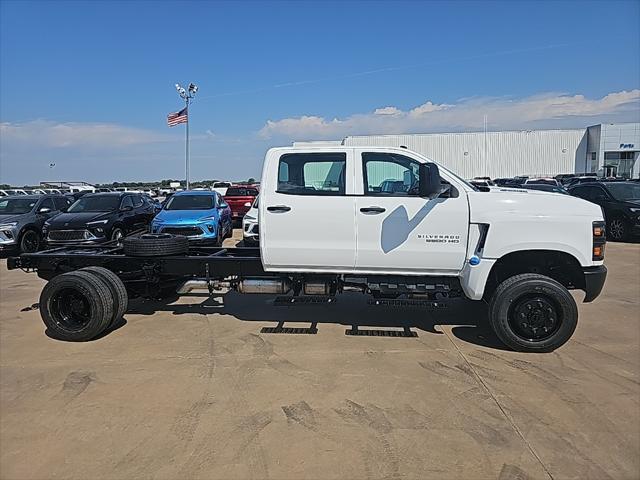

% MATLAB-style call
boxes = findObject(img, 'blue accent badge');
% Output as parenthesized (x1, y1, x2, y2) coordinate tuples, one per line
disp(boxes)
(469, 256, 480, 266)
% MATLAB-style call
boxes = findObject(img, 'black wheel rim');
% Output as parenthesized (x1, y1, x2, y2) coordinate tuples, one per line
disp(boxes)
(112, 229, 123, 241)
(21, 231, 39, 252)
(50, 287, 92, 332)
(610, 219, 624, 240)
(508, 294, 561, 341)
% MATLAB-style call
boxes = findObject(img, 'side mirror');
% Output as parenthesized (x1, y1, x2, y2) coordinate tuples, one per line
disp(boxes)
(418, 163, 441, 198)
(38, 207, 51, 214)
(219, 202, 229, 209)
(121, 205, 133, 212)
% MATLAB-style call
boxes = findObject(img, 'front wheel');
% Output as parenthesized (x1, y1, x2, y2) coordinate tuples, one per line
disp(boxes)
(19, 229, 41, 253)
(488, 273, 578, 352)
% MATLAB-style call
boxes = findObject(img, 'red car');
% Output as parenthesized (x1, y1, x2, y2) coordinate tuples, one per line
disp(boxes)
(224, 185, 259, 223)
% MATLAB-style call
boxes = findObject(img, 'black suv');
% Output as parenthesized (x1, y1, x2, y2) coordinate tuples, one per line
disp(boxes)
(0, 194, 72, 254)
(44, 192, 156, 245)
(568, 181, 640, 241)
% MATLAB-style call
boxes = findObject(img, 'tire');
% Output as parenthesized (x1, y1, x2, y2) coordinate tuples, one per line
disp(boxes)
(19, 229, 40, 253)
(39, 270, 114, 341)
(111, 227, 125, 243)
(123, 233, 188, 257)
(488, 273, 578, 353)
(608, 217, 628, 242)
(80, 267, 128, 325)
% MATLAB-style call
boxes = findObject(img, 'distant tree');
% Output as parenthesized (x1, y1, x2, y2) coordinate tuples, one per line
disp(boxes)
(247, 177, 256, 183)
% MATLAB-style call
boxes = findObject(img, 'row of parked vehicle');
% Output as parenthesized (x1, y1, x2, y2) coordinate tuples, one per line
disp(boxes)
(468, 175, 640, 241)
(0, 186, 261, 255)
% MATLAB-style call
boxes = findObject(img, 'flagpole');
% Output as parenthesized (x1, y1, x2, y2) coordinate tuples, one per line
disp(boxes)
(185, 99, 190, 190)
(173, 82, 198, 191)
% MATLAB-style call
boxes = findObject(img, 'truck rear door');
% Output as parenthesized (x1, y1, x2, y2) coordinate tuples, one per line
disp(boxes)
(260, 149, 356, 271)
(353, 149, 469, 274)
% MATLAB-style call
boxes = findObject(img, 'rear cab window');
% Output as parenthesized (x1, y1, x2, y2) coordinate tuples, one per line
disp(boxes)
(277, 152, 346, 196)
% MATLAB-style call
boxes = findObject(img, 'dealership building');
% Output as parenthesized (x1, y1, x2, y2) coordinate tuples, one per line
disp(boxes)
(342, 122, 640, 180)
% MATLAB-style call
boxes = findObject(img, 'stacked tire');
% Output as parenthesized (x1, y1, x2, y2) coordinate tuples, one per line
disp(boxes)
(39, 267, 128, 342)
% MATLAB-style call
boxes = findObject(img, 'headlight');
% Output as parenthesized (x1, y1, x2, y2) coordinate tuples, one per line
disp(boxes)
(0, 222, 18, 230)
(198, 215, 217, 222)
(87, 219, 109, 225)
(630, 208, 640, 213)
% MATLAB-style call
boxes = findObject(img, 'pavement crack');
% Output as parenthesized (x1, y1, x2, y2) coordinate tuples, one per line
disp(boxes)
(442, 329, 555, 480)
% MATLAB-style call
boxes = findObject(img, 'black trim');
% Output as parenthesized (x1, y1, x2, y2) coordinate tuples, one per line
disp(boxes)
(583, 265, 607, 303)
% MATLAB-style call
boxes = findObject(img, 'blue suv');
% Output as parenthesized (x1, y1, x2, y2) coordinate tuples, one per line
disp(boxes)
(150, 190, 232, 246)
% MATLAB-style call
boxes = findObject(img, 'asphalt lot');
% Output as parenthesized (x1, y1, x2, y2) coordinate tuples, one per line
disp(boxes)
(0, 234, 638, 480)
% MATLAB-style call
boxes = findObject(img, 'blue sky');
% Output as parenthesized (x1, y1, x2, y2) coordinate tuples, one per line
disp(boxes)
(1, 0, 639, 185)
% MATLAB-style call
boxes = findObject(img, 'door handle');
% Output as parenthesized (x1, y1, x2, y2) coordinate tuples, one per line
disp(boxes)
(360, 206, 386, 214)
(267, 205, 291, 213)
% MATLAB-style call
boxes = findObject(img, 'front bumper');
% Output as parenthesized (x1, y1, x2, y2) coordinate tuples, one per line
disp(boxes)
(583, 265, 607, 303)
(0, 228, 18, 250)
(151, 223, 218, 242)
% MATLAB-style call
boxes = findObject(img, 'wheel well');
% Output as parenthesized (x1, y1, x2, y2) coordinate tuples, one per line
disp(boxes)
(486, 250, 584, 298)
(19, 225, 40, 239)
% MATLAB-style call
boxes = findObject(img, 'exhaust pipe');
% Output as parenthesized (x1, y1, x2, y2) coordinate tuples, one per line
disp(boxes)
(237, 278, 292, 294)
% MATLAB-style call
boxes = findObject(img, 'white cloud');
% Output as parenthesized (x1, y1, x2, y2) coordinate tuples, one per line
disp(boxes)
(0, 120, 170, 148)
(259, 89, 640, 139)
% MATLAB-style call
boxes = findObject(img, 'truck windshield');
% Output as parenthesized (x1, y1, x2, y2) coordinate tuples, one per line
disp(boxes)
(165, 195, 215, 210)
(68, 196, 120, 213)
(605, 183, 640, 201)
(0, 198, 37, 214)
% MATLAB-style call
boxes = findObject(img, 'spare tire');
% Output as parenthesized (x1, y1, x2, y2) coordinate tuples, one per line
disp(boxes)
(123, 233, 188, 257)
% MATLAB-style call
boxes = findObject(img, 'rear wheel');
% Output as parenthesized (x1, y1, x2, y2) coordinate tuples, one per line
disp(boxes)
(19, 229, 40, 253)
(39, 271, 114, 341)
(80, 267, 128, 325)
(488, 273, 578, 352)
(608, 217, 628, 242)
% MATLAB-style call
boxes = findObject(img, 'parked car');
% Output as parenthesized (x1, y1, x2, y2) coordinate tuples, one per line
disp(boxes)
(568, 181, 640, 241)
(520, 184, 570, 195)
(44, 192, 156, 245)
(150, 190, 232, 246)
(0, 194, 72, 254)
(224, 185, 259, 224)
(494, 176, 528, 187)
(242, 195, 259, 246)
(0, 190, 8, 197)
(212, 181, 232, 196)
(565, 175, 599, 187)
(525, 177, 561, 187)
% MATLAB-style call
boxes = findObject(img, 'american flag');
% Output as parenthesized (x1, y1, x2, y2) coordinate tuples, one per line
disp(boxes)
(167, 107, 188, 127)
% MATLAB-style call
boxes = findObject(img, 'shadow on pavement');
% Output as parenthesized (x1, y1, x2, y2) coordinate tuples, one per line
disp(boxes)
(127, 291, 511, 351)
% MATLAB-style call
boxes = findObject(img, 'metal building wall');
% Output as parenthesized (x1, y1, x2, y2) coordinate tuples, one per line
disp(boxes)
(344, 129, 587, 179)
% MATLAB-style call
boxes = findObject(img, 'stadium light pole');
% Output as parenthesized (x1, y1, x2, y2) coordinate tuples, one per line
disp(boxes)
(175, 82, 198, 189)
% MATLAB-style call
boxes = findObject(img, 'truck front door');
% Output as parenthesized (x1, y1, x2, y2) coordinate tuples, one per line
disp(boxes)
(261, 150, 356, 271)
(353, 150, 469, 275)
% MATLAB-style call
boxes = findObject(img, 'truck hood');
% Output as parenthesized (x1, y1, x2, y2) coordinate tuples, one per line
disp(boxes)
(0, 213, 27, 224)
(48, 212, 112, 229)
(155, 209, 218, 223)
(468, 187, 603, 223)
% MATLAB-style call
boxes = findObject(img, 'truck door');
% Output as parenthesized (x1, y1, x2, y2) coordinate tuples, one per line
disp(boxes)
(261, 150, 356, 271)
(353, 150, 469, 274)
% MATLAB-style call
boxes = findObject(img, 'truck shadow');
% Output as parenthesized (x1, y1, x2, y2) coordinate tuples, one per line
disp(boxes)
(127, 291, 510, 351)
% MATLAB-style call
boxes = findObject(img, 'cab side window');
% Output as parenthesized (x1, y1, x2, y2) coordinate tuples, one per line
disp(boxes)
(277, 153, 346, 196)
(132, 195, 144, 208)
(39, 198, 55, 211)
(121, 196, 134, 209)
(363, 152, 420, 196)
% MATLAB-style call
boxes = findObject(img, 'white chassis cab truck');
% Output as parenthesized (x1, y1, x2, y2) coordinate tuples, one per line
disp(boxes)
(8, 146, 607, 352)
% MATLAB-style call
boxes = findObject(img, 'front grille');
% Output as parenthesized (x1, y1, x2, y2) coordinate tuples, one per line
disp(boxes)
(48, 230, 93, 241)
(161, 226, 203, 237)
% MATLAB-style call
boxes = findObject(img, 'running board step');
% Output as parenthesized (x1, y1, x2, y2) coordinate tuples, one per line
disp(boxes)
(368, 299, 448, 308)
(345, 326, 418, 338)
(274, 295, 336, 306)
